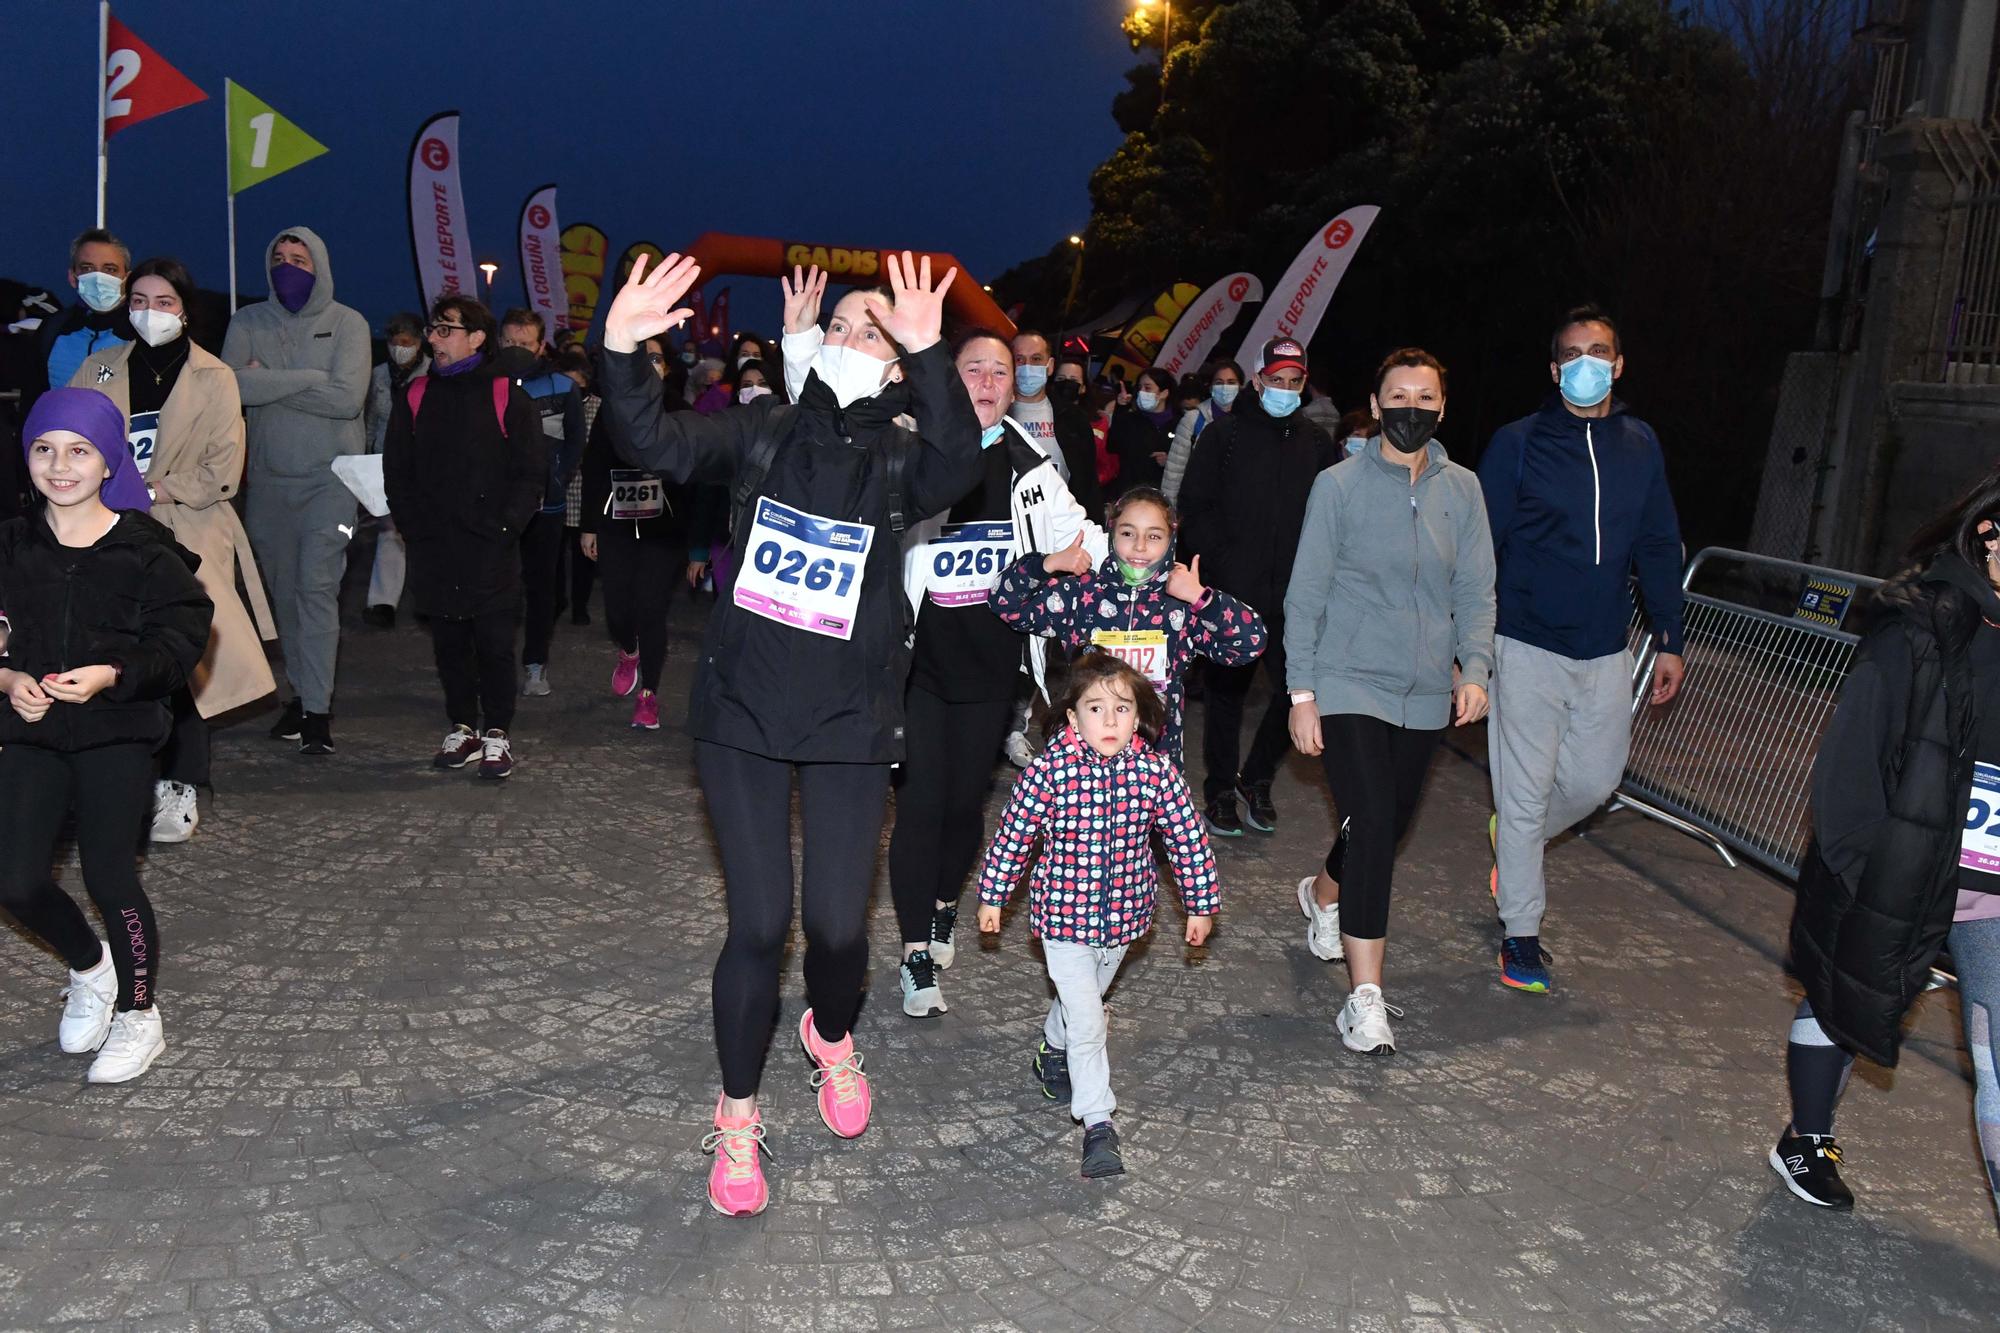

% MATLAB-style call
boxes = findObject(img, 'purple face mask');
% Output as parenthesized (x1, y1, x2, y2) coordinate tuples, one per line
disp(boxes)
(270, 262, 315, 313)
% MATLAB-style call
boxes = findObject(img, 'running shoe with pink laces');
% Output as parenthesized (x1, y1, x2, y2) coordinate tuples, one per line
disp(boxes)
(798, 1008, 871, 1138)
(701, 1094, 772, 1216)
(631, 689, 660, 730)
(611, 649, 640, 698)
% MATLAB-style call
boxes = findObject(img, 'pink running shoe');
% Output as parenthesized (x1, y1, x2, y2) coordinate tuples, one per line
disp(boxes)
(631, 689, 660, 730)
(798, 1009, 871, 1138)
(611, 649, 640, 698)
(701, 1095, 771, 1216)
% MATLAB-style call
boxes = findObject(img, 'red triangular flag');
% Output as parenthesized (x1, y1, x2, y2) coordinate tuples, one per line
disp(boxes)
(103, 15, 208, 139)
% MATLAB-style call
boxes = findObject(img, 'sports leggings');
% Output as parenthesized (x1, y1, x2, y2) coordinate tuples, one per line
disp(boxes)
(0, 743, 160, 1010)
(888, 683, 1016, 944)
(598, 527, 680, 693)
(697, 739, 892, 1099)
(1319, 713, 1443, 941)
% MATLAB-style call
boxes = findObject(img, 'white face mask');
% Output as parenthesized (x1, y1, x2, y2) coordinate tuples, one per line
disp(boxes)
(388, 343, 420, 367)
(810, 343, 894, 408)
(737, 352, 761, 369)
(1135, 390, 1162, 413)
(129, 307, 185, 348)
(738, 383, 772, 405)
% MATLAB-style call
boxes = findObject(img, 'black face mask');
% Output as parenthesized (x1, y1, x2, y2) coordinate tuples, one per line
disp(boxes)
(1379, 407, 1440, 454)
(1049, 378, 1082, 407)
(494, 346, 539, 378)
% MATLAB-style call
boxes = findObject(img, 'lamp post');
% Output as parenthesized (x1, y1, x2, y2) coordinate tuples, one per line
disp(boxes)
(478, 261, 499, 298)
(1133, 0, 1170, 107)
(1062, 234, 1086, 323)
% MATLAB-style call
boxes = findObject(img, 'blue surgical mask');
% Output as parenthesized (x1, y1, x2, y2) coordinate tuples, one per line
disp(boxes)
(1260, 386, 1301, 418)
(1344, 434, 1368, 456)
(76, 271, 123, 314)
(1015, 364, 1049, 397)
(1210, 383, 1239, 408)
(1559, 354, 1615, 409)
(1135, 390, 1162, 413)
(980, 423, 1004, 449)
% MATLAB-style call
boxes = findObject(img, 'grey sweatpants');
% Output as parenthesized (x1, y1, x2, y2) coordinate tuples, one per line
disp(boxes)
(246, 473, 356, 715)
(1043, 940, 1129, 1126)
(1489, 635, 1632, 938)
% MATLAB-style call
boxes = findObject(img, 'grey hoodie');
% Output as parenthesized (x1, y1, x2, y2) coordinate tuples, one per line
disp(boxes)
(220, 226, 371, 483)
(1284, 438, 1496, 730)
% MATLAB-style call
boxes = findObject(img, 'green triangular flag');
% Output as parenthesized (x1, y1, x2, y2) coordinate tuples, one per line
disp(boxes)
(227, 79, 327, 194)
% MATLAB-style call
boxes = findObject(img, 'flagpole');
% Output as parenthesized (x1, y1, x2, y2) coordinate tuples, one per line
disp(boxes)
(95, 0, 108, 227)
(224, 80, 237, 310)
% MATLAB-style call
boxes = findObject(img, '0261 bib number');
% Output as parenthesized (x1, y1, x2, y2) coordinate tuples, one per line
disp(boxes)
(128, 410, 160, 477)
(926, 520, 1014, 607)
(609, 469, 664, 521)
(1963, 761, 2000, 875)
(734, 496, 873, 640)
(1090, 628, 1170, 689)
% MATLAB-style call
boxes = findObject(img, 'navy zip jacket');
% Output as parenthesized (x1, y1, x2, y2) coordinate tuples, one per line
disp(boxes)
(1479, 396, 1684, 659)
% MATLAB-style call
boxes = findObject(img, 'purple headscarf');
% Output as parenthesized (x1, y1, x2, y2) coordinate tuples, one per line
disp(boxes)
(20, 387, 151, 513)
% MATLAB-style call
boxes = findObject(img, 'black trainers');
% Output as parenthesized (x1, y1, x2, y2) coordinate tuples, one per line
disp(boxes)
(1033, 1040, 1071, 1103)
(1204, 793, 1244, 837)
(929, 904, 959, 969)
(269, 698, 304, 741)
(298, 712, 334, 756)
(1081, 1121, 1125, 1179)
(1769, 1129, 1854, 1210)
(1238, 780, 1276, 833)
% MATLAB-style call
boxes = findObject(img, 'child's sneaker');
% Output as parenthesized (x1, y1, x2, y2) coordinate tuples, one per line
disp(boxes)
(929, 903, 958, 969)
(700, 1095, 772, 1216)
(631, 689, 660, 731)
(1769, 1129, 1854, 1210)
(58, 946, 117, 1053)
(1033, 1040, 1071, 1103)
(88, 1006, 165, 1083)
(1499, 936, 1553, 993)
(1080, 1121, 1124, 1178)
(798, 1009, 870, 1138)
(899, 949, 946, 1018)
(1488, 812, 1499, 901)
(1336, 983, 1402, 1055)
(611, 649, 640, 698)
(1297, 876, 1343, 961)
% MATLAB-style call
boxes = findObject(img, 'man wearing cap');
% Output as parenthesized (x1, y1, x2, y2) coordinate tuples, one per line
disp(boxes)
(1180, 336, 1342, 836)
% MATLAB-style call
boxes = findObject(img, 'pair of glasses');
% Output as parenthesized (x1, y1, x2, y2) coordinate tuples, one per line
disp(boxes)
(426, 322, 466, 335)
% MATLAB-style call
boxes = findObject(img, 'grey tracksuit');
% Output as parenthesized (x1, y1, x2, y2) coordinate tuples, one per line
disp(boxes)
(222, 226, 370, 715)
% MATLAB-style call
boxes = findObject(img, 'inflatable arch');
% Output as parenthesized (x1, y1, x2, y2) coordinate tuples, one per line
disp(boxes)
(678, 232, 1016, 338)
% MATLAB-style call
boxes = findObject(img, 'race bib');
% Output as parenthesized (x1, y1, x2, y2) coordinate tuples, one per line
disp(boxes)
(926, 521, 1015, 607)
(609, 469, 664, 521)
(1090, 628, 1170, 689)
(128, 410, 160, 477)
(1963, 761, 2000, 875)
(734, 496, 873, 640)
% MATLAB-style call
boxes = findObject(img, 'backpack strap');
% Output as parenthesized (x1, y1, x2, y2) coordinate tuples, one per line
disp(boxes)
(405, 376, 429, 417)
(884, 438, 912, 538)
(404, 374, 509, 438)
(731, 406, 792, 535)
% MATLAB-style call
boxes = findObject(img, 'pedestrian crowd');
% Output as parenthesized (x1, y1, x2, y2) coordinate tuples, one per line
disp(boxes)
(0, 225, 1993, 1233)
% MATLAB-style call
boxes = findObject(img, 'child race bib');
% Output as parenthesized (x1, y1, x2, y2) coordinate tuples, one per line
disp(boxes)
(734, 496, 873, 640)
(609, 469, 664, 521)
(1090, 628, 1170, 690)
(1963, 761, 2000, 875)
(925, 521, 1015, 607)
(128, 410, 160, 477)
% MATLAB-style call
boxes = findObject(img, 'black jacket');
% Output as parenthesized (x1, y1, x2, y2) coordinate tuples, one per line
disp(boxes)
(0, 509, 212, 752)
(1790, 555, 1988, 1066)
(381, 364, 550, 618)
(1178, 392, 1341, 614)
(1050, 396, 1103, 518)
(580, 407, 724, 551)
(1108, 406, 1172, 494)
(599, 340, 983, 763)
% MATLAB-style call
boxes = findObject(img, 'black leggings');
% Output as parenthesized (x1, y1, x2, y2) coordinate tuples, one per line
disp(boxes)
(431, 609, 517, 733)
(520, 512, 564, 666)
(598, 527, 681, 693)
(158, 686, 210, 788)
(0, 743, 159, 1009)
(888, 684, 1016, 944)
(1320, 713, 1443, 941)
(697, 739, 892, 1099)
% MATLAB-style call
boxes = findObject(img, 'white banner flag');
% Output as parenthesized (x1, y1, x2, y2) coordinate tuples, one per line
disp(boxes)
(407, 111, 472, 307)
(1156, 272, 1264, 379)
(1234, 205, 1380, 363)
(518, 184, 566, 335)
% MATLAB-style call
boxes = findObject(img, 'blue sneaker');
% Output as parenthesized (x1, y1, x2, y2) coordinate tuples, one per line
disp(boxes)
(1499, 936, 1553, 993)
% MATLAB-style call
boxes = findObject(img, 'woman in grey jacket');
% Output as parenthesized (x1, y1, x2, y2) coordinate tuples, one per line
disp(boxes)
(1283, 348, 1496, 1056)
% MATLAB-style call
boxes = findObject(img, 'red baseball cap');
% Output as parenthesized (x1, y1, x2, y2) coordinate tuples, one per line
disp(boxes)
(1260, 337, 1308, 376)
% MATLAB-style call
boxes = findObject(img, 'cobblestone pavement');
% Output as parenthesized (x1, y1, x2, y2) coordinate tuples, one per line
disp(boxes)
(1, 592, 1998, 1332)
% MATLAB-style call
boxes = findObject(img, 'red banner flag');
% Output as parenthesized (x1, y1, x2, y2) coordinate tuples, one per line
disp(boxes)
(103, 15, 208, 138)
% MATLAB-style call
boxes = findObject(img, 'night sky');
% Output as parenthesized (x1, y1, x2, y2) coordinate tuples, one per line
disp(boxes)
(3, 1, 1136, 332)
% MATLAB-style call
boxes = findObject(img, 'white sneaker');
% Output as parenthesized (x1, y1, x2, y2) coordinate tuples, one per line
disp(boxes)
(523, 664, 551, 697)
(88, 1006, 165, 1083)
(59, 947, 117, 1053)
(148, 779, 199, 844)
(1298, 877, 1343, 960)
(899, 950, 947, 1017)
(1003, 731, 1035, 768)
(1337, 983, 1403, 1056)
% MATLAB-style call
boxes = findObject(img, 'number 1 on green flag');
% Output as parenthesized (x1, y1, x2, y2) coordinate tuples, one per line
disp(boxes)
(226, 79, 326, 194)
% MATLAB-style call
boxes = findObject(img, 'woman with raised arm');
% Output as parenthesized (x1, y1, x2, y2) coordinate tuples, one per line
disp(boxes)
(597, 251, 982, 1217)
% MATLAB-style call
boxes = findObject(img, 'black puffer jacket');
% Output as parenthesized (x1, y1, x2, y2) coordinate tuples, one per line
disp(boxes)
(1178, 391, 1341, 614)
(381, 362, 550, 618)
(0, 509, 212, 751)
(599, 340, 982, 763)
(1790, 555, 1987, 1066)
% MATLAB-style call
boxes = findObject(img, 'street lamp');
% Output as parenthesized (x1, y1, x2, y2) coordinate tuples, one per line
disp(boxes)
(1063, 234, 1086, 322)
(478, 260, 499, 296)
(1133, 0, 1170, 106)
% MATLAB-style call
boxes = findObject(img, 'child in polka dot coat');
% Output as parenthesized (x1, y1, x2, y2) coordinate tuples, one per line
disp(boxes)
(976, 650, 1218, 1180)
(990, 486, 1265, 766)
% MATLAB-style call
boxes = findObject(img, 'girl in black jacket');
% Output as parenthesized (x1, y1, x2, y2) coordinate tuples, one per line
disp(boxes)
(599, 251, 980, 1217)
(0, 388, 213, 1084)
(1772, 468, 2000, 1228)
(1105, 366, 1176, 493)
